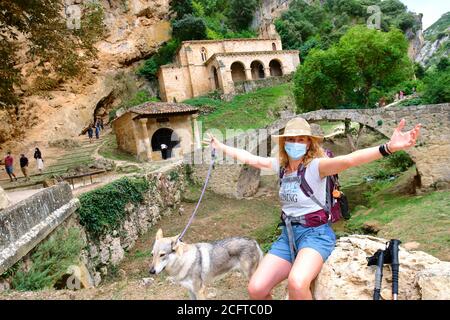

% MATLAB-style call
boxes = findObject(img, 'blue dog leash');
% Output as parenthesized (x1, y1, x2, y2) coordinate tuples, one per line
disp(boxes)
(177, 146, 216, 242)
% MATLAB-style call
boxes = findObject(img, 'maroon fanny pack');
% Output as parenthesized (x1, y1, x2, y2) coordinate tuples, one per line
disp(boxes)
(280, 208, 331, 228)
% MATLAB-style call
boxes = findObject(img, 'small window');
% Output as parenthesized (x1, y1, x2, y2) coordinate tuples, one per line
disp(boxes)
(201, 47, 207, 62)
(272, 43, 277, 51)
(175, 76, 178, 80)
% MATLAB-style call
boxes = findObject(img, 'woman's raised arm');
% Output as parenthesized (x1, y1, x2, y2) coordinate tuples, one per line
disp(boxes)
(318, 119, 421, 179)
(202, 133, 273, 170)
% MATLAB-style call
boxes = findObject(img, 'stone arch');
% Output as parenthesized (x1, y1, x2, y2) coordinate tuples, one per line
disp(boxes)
(151, 127, 180, 159)
(269, 59, 283, 76)
(250, 60, 265, 80)
(267, 105, 450, 190)
(230, 61, 246, 82)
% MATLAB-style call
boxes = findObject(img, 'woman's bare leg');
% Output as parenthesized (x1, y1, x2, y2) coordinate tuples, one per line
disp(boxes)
(248, 253, 292, 300)
(287, 248, 324, 300)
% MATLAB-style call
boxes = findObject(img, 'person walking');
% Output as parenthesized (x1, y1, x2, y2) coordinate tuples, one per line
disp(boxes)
(20, 154, 30, 181)
(160, 143, 168, 160)
(95, 121, 100, 139)
(4, 151, 17, 182)
(204, 117, 421, 300)
(87, 125, 93, 143)
(34, 147, 44, 174)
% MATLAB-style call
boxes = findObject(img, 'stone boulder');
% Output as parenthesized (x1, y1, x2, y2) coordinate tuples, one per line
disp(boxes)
(0, 186, 11, 210)
(313, 235, 450, 300)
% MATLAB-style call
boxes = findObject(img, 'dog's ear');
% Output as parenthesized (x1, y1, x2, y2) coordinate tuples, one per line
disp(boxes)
(172, 240, 184, 255)
(156, 228, 163, 240)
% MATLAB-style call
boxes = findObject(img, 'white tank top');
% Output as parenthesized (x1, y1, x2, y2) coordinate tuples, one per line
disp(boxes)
(271, 158, 327, 217)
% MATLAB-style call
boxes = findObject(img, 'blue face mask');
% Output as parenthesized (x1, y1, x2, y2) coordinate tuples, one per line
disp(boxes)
(284, 142, 307, 160)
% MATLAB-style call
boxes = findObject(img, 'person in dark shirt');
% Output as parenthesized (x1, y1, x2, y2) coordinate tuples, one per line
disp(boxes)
(34, 147, 44, 174)
(4, 151, 17, 182)
(87, 125, 93, 143)
(20, 154, 30, 181)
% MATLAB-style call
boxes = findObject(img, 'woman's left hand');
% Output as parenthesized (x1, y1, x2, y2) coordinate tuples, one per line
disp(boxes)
(388, 119, 421, 152)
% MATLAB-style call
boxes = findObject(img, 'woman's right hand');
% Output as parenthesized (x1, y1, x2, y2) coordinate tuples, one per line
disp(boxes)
(202, 133, 222, 150)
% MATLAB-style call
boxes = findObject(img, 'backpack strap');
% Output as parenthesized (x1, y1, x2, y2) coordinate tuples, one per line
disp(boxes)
(297, 164, 333, 219)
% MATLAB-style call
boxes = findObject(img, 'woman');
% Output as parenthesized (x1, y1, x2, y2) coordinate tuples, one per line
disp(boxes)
(204, 117, 421, 300)
(34, 147, 44, 174)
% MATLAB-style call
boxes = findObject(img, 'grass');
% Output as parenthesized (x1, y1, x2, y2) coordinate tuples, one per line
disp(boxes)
(346, 190, 450, 260)
(184, 83, 295, 135)
(98, 134, 140, 163)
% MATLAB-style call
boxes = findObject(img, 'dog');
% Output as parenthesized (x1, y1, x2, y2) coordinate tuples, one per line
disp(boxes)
(149, 229, 263, 300)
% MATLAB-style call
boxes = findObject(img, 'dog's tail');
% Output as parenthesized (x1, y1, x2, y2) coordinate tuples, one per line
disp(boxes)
(256, 240, 264, 264)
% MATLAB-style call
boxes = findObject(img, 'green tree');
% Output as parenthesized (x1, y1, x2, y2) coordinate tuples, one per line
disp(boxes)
(137, 39, 180, 80)
(294, 26, 413, 111)
(422, 63, 450, 104)
(172, 14, 207, 41)
(227, 0, 257, 31)
(169, 0, 194, 19)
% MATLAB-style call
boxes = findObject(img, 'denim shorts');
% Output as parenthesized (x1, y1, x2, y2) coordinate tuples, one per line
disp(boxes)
(268, 222, 336, 263)
(5, 165, 13, 175)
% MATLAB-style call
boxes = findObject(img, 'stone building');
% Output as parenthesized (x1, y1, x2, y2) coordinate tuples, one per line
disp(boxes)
(157, 38, 300, 102)
(112, 102, 200, 161)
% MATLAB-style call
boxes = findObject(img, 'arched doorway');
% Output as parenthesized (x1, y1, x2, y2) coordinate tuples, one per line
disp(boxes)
(211, 66, 220, 90)
(151, 128, 180, 159)
(230, 61, 246, 82)
(269, 59, 283, 76)
(250, 61, 265, 80)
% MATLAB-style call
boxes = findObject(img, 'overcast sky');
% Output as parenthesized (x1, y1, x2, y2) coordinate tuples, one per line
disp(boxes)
(400, 0, 450, 30)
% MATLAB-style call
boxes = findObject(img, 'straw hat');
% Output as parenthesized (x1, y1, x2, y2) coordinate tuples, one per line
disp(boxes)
(271, 117, 323, 142)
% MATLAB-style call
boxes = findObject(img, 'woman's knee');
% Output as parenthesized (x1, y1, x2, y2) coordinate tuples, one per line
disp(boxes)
(287, 274, 312, 292)
(247, 277, 271, 299)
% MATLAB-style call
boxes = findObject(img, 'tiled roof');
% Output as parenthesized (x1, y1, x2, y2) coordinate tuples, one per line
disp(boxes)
(204, 50, 300, 65)
(127, 102, 198, 116)
(181, 38, 279, 45)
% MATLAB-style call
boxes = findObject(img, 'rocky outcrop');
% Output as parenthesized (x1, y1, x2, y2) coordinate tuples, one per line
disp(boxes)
(2, 0, 171, 153)
(314, 235, 450, 300)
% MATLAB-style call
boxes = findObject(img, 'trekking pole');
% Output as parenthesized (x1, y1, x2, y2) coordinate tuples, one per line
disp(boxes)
(384, 239, 401, 300)
(367, 249, 384, 300)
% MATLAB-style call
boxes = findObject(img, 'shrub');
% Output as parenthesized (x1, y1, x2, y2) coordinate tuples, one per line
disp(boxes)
(172, 14, 207, 41)
(11, 227, 84, 291)
(77, 177, 150, 239)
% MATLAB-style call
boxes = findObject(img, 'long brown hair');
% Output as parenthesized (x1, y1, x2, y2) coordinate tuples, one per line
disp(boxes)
(277, 136, 327, 169)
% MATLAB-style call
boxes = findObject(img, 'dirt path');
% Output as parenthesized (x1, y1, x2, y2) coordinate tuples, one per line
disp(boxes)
(0, 177, 290, 300)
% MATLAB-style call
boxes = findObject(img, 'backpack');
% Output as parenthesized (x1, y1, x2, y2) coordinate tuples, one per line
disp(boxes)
(279, 149, 350, 222)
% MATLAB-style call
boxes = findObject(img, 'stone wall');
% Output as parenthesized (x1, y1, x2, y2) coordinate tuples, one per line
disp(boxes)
(0, 186, 11, 210)
(85, 164, 185, 282)
(186, 147, 261, 199)
(0, 183, 80, 275)
(0, 164, 186, 289)
(234, 73, 293, 95)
